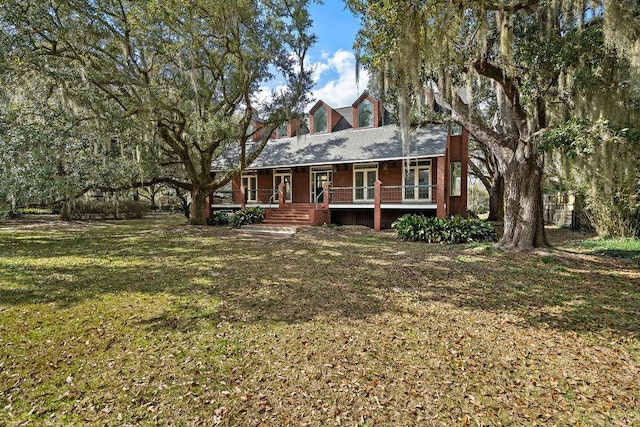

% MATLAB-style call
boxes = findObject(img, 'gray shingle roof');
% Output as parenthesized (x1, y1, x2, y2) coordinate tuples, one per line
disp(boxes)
(212, 124, 449, 171)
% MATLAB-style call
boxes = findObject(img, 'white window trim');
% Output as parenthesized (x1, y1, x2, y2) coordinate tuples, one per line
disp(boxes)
(273, 169, 292, 202)
(450, 161, 462, 197)
(353, 163, 378, 202)
(310, 167, 333, 203)
(402, 159, 432, 202)
(241, 173, 258, 202)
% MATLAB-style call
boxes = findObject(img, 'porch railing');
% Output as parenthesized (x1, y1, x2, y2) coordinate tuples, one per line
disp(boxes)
(329, 185, 437, 204)
(210, 188, 278, 205)
(210, 184, 437, 206)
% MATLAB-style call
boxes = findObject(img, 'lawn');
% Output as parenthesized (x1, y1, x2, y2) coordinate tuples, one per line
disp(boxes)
(0, 214, 638, 426)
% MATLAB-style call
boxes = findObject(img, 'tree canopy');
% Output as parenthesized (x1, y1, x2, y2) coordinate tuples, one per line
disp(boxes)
(1, 0, 316, 223)
(348, 0, 640, 248)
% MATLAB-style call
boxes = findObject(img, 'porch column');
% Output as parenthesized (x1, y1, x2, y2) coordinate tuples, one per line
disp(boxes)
(322, 181, 330, 210)
(374, 179, 382, 232)
(278, 182, 285, 208)
(240, 186, 246, 211)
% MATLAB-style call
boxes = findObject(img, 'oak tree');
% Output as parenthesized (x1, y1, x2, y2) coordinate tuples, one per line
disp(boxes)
(349, 0, 639, 249)
(1, 0, 315, 224)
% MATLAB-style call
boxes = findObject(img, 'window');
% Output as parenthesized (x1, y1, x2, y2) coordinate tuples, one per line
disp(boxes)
(450, 161, 462, 196)
(451, 123, 462, 136)
(403, 160, 432, 201)
(273, 169, 292, 202)
(353, 164, 378, 201)
(313, 107, 328, 133)
(241, 174, 257, 202)
(358, 99, 373, 128)
(311, 167, 332, 203)
(275, 122, 287, 138)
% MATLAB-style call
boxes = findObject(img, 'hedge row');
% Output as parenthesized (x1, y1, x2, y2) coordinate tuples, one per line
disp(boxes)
(65, 200, 150, 220)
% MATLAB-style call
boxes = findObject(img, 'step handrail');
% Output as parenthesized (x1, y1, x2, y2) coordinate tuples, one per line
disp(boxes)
(314, 187, 326, 209)
(268, 188, 278, 209)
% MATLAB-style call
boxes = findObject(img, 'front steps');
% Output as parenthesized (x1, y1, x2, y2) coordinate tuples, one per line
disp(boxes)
(265, 203, 317, 226)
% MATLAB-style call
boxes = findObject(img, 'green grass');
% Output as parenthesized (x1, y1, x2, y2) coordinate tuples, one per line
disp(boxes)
(0, 215, 638, 426)
(574, 237, 640, 264)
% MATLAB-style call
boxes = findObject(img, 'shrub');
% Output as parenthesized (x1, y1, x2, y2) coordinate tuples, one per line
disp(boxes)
(66, 200, 150, 220)
(392, 214, 496, 244)
(229, 207, 265, 227)
(177, 199, 190, 219)
(21, 208, 53, 215)
(209, 210, 231, 226)
(0, 210, 20, 219)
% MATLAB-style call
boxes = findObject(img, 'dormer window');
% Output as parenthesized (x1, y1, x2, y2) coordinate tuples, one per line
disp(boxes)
(313, 107, 328, 133)
(276, 122, 287, 138)
(358, 99, 373, 128)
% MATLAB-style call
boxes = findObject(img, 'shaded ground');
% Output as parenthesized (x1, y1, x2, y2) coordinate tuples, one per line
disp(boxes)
(0, 214, 638, 426)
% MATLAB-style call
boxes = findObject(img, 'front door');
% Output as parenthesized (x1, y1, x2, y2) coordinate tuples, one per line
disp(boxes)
(354, 168, 377, 201)
(273, 171, 292, 202)
(241, 174, 257, 202)
(404, 161, 432, 201)
(312, 170, 332, 203)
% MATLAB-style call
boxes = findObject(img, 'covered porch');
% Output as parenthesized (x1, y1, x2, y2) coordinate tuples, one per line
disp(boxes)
(209, 179, 444, 231)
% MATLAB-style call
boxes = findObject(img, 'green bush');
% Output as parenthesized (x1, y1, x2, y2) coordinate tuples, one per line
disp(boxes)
(177, 199, 190, 219)
(392, 214, 496, 244)
(66, 200, 150, 220)
(0, 210, 20, 219)
(229, 207, 265, 227)
(209, 210, 231, 226)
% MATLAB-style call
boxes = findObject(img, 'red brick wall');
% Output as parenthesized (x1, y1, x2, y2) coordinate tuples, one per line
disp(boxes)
(330, 109, 341, 132)
(257, 172, 273, 202)
(231, 175, 242, 203)
(332, 164, 352, 187)
(288, 118, 301, 137)
(291, 169, 310, 203)
(447, 130, 469, 216)
(437, 155, 447, 217)
(378, 161, 402, 185)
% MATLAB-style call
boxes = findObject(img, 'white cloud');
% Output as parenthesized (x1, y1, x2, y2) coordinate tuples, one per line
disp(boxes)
(252, 49, 370, 114)
(308, 49, 369, 109)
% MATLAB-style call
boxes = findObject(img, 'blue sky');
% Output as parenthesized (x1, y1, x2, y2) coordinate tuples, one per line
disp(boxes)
(254, 0, 369, 112)
(306, 0, 369, 109)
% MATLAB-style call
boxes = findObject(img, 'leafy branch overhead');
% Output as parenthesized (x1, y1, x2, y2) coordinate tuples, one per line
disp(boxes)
(0, 0, 316, 224)
(348, 0, 640, 249)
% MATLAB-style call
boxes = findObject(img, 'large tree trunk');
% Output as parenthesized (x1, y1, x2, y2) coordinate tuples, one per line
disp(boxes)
(487, 174, 505, 222)
(497, 142, 548, 249)
(189, 187, 209, 226)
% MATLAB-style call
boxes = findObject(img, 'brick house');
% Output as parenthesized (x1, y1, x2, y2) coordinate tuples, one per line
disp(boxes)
(211, 92, 468, 230)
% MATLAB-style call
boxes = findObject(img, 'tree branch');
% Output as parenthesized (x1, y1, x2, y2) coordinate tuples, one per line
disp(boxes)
(472, 57, 529, 138)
